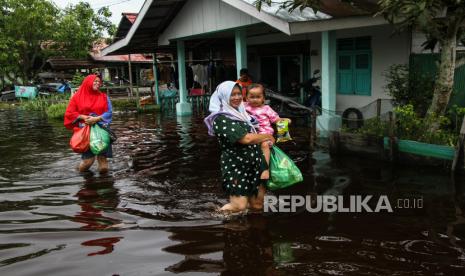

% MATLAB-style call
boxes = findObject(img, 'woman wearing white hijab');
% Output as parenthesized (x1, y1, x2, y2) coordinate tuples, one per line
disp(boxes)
(205, 81, 275, 214)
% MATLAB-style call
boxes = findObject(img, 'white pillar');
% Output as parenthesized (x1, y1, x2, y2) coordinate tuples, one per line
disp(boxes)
(235, 29, 247, 78)
(176, 40, 192, 116)
(152, 53, 160, 105)
(317, 31, 341, 137)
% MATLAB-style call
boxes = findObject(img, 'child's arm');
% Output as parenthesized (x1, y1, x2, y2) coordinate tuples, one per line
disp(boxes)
(266, 106, 292, 124)
(266, 105, 281, 124)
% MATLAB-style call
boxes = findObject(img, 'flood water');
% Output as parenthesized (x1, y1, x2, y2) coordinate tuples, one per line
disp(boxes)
(1, 108, 465, 275)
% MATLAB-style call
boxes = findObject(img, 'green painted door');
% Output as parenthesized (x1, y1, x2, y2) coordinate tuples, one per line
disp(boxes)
(337, 54, 353, 94)
(354, 52, 371, 95)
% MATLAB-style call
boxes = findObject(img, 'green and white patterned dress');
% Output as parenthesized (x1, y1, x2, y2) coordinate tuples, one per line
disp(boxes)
(213, 115, 266, 196)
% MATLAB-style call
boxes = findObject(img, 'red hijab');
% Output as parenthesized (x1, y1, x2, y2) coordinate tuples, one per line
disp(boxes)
(64, 75, 108, 130)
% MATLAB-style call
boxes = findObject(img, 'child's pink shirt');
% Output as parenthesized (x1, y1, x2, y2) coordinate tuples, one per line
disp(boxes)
(244, 103, 280, 134)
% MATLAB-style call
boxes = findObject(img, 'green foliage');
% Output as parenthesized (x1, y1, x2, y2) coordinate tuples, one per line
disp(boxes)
(254, 0, 322, 13)
(71, 72, 85, 87)
(0, 102, 15, 109)
(112, 98, 138, 111)
(255, 0, 465, 117)
(54, 3, 114, 59)
(343, 104, 458, 146)
(448, 104, 465, 132)
(20, 94, 70, 111)
(383, 64, 434, 115)
(355, 118, 389, 138)
(0, 0, 58, 82)
(21, 95, 138, 119)
(377, 0, 463, 46)
(0, 0, 115, 83)
(46, 102, 67, 120)
(377, 0, 465, 117)
(393, 105, 456, 146)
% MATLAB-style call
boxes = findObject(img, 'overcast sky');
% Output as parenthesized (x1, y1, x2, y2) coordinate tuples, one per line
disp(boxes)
(52, 0, 146, 25)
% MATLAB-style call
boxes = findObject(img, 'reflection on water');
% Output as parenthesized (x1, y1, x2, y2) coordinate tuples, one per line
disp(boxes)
(0, 109, 465, 275)
(73, 175, 120, 231)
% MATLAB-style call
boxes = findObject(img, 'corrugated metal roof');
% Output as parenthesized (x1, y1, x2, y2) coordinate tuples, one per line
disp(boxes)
(92, 41, 153, 63)
(45, 57, 102, 70)
(92, 54, 152, 63)
(102, 0, 186, 55)
(241, 0, 378, 22)
(241, 0, 331, 22)
(103, 0, 380, 56)
(313, 0, 379, 17)
(123, 12, 138, 24)
(114, 13, 138, 42)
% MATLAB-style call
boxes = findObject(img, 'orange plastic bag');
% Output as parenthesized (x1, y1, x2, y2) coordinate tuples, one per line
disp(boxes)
(70, 125, 90, 153)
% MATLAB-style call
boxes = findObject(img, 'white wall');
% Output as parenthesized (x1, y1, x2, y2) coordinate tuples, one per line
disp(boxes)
(333, 25, 411, 113)
(244, 25, 410, 113)
(411, 31, 436, 54)
(158, 0, 260, 45)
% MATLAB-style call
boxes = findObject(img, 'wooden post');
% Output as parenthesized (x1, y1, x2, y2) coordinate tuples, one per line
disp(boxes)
(376, 99, 382, 118)
(128, 54, 133, 98)
(120, 66, 125, 86)
(329, 131, 340, 156)
(135, 64, 140, 108)
(388, 111, 396, 162)
(310, 109, 317, 151)
(452, 115, 465, 172)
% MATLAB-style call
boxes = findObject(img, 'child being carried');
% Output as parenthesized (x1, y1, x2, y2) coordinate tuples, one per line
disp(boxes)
(244, 83, 291, 180)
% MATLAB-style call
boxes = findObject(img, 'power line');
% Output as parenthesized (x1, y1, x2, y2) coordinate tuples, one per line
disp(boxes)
(94, 0, 132, 9)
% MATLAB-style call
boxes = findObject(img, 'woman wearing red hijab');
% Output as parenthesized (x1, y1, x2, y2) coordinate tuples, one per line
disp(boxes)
(64, 74, 113, 174)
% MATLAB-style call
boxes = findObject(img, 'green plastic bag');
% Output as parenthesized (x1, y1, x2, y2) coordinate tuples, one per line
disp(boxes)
(267, 146, 303, 190)
(90, 124, 110, 155)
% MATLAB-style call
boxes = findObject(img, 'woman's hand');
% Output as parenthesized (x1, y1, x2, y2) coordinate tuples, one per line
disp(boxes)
(239, 133, 275, 145)
(79, 115, 90, 121)
(84, 116, 101, 125)
(264, 135, 275, 146)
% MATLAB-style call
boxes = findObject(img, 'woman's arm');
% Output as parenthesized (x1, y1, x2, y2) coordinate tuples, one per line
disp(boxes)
(64, 96, 82, 129)
(238, 133, 275, 145)
(100, 96, 113, 124)
(85, 96, 112, 125)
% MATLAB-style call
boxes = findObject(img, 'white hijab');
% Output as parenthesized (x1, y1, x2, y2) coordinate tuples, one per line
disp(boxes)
(204, 81, 256, 135)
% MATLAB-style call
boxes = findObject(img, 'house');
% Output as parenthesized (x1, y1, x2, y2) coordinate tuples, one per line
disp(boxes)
(102, 0, 413, 136)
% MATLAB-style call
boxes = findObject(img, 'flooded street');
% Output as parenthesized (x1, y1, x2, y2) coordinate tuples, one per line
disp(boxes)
(1, 109, 465, 275)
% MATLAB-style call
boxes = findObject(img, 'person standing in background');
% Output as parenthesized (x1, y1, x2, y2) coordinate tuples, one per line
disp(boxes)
(236, 68, 252, 99)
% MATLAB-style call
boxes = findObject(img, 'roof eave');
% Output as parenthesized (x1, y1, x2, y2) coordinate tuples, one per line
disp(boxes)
(221, 0, 291, 35)
(101, 38, 129, 56)
(102, 0, 155, 56)
(289, 14, 388, 35)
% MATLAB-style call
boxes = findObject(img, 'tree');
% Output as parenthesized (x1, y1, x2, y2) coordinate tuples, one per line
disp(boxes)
(54, 2, 115, 59)
(1, 0, 58, 83)
(377, 0, 465, 121)
(0, 0, 115, 84)
(255, 0, 465, 122)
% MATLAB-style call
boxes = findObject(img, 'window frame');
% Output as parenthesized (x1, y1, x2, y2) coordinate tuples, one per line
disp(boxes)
(336, 37, 372, 96)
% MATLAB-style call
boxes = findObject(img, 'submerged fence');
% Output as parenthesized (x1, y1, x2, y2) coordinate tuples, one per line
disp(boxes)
(160, 94, 211, 114)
